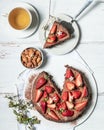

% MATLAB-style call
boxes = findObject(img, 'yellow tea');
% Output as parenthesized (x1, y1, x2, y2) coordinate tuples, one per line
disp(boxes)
(9, 7, 31, 30)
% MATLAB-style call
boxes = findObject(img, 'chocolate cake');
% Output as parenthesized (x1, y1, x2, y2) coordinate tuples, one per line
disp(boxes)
(43, 21, 71, 48)
(31, 65, 90, 122)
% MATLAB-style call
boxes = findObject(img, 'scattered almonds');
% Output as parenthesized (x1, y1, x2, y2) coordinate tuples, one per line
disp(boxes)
(21, 48, 43, 69)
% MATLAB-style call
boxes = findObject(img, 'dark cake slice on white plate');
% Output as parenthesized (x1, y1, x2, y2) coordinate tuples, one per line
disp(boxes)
(43, 21, 72, 48)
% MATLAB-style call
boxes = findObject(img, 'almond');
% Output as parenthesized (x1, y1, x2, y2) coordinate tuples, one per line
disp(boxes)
(28, 49, 34, 57)
(26, 62, 32, 68)
(37, 57, 41, 63)
(22, 56, 28, 63)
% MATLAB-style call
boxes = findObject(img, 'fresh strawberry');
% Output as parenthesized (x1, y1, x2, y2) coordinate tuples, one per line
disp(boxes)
(43, 91, 48, 98)
(47, 104, 56, 109)
(35, 90, 43, 102)
(82, 86, 88, 98)
(75, 100, 88, 111)
(36, 77, 47, 89)
(52, 93, 60, 103)
(75, 74, 83, 87)
(47, 35, 57, 44)
(47, 97, 53, 104)
(57, 31, 67, 39)
(56, 103, 60, 111)
(66, 101, 74, 109)
(59, 102, 67, 111)
(45, 86, 54, 93)
(66, 81, 75, 90)
(40, 101, 47, 113)
(68, 92, 73, 102)
(50, 24, 57, 34)
(72, 90, 81, 99)
(62, 91, 68, 101)
(62, 110, 74, 117)
(48, 110, 59, 120)
(65, 69, 74, 81)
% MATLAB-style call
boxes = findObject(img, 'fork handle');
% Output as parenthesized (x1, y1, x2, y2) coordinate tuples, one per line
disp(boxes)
(74, 0, 93, 21)
(48, 0, 52, 18)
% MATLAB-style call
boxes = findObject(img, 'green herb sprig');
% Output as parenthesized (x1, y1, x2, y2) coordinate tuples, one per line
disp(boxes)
(5, 95, 40, 130)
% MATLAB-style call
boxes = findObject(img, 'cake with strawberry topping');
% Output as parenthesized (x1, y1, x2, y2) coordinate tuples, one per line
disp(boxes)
(43, 21, 71, 48)
(31, 65, 90, 122)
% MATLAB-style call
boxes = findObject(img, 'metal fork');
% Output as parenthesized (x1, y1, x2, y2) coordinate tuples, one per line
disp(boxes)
(43, 0, 94, 30)
(74, 0, 94, 21)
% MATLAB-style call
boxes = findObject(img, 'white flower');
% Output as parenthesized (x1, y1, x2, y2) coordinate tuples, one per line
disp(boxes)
(57, 31, 62, 36)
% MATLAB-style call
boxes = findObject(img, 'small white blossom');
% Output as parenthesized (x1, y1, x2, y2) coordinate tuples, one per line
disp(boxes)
(57, 31, 62, 36)
(69, 76, 74, 81)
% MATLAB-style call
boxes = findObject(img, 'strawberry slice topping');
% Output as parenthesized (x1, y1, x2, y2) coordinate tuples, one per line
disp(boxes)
(52, 93, 60, 103)
(36, 77, 47, 89)
(75, 74, 83, 87)
(65, 69, 74, 81)
(40, 101, 47, 113)
(45, 86, 54, 93)
(47, 35, 57, 44)
(72, 90, 82, 99)
(62, 110, 74, 117)
(82, 86, 88, 98)
(47, 97, 53, 104)
(35, 90, 43, 102)
(66, 81, 75, 90)
(47, 104, 56, 109)
(66, 101, 74, 109)
(50, 24, 57, 34)
(75, 100, 88, 111)
(58, 102, 67, 111)
(43, 91, 48, 98)
(68, 92, 73, 102)
(62, 91, 68, 101)
(48, 110, 59, 120)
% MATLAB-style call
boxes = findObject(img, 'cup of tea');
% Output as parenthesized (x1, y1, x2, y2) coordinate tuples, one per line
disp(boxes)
(8, 7, 32, 30)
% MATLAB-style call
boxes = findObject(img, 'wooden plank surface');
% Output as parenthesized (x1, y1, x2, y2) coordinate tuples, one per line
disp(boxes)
(0, 0, 104, 130)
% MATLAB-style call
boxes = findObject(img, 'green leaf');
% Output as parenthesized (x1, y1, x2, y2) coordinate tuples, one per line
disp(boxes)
(5, 95, 41, 129)
(13, 110, 20, 116)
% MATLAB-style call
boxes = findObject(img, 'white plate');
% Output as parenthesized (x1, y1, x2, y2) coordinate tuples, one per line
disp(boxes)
(17, 56, 98, 130)
(39, 14, 80, 55)
(6, 2, 40, 38)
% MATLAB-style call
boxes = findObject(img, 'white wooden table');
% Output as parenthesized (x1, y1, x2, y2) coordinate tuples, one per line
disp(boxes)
(0, 0, 104, 130)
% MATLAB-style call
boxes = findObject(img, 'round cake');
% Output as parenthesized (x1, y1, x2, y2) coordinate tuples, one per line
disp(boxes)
(31, 65, 90, 122)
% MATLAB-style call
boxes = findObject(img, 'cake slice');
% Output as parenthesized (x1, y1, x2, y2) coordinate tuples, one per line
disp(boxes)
(43, 21, 71, 48)
(31, 71, 61, 122)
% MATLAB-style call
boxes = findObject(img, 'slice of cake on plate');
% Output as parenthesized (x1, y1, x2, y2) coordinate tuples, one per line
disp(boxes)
(43, 21, 72, 48)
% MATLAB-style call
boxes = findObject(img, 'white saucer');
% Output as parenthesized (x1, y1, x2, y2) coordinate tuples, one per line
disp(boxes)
(39, 14, 80, 55)
(6, 2, 40, 38)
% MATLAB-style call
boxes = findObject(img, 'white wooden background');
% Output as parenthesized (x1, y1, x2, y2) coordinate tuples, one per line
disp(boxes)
(0, 0, 104, 130)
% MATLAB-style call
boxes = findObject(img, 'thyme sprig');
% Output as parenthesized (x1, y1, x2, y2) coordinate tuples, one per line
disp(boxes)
(5, 95, 40, 130)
